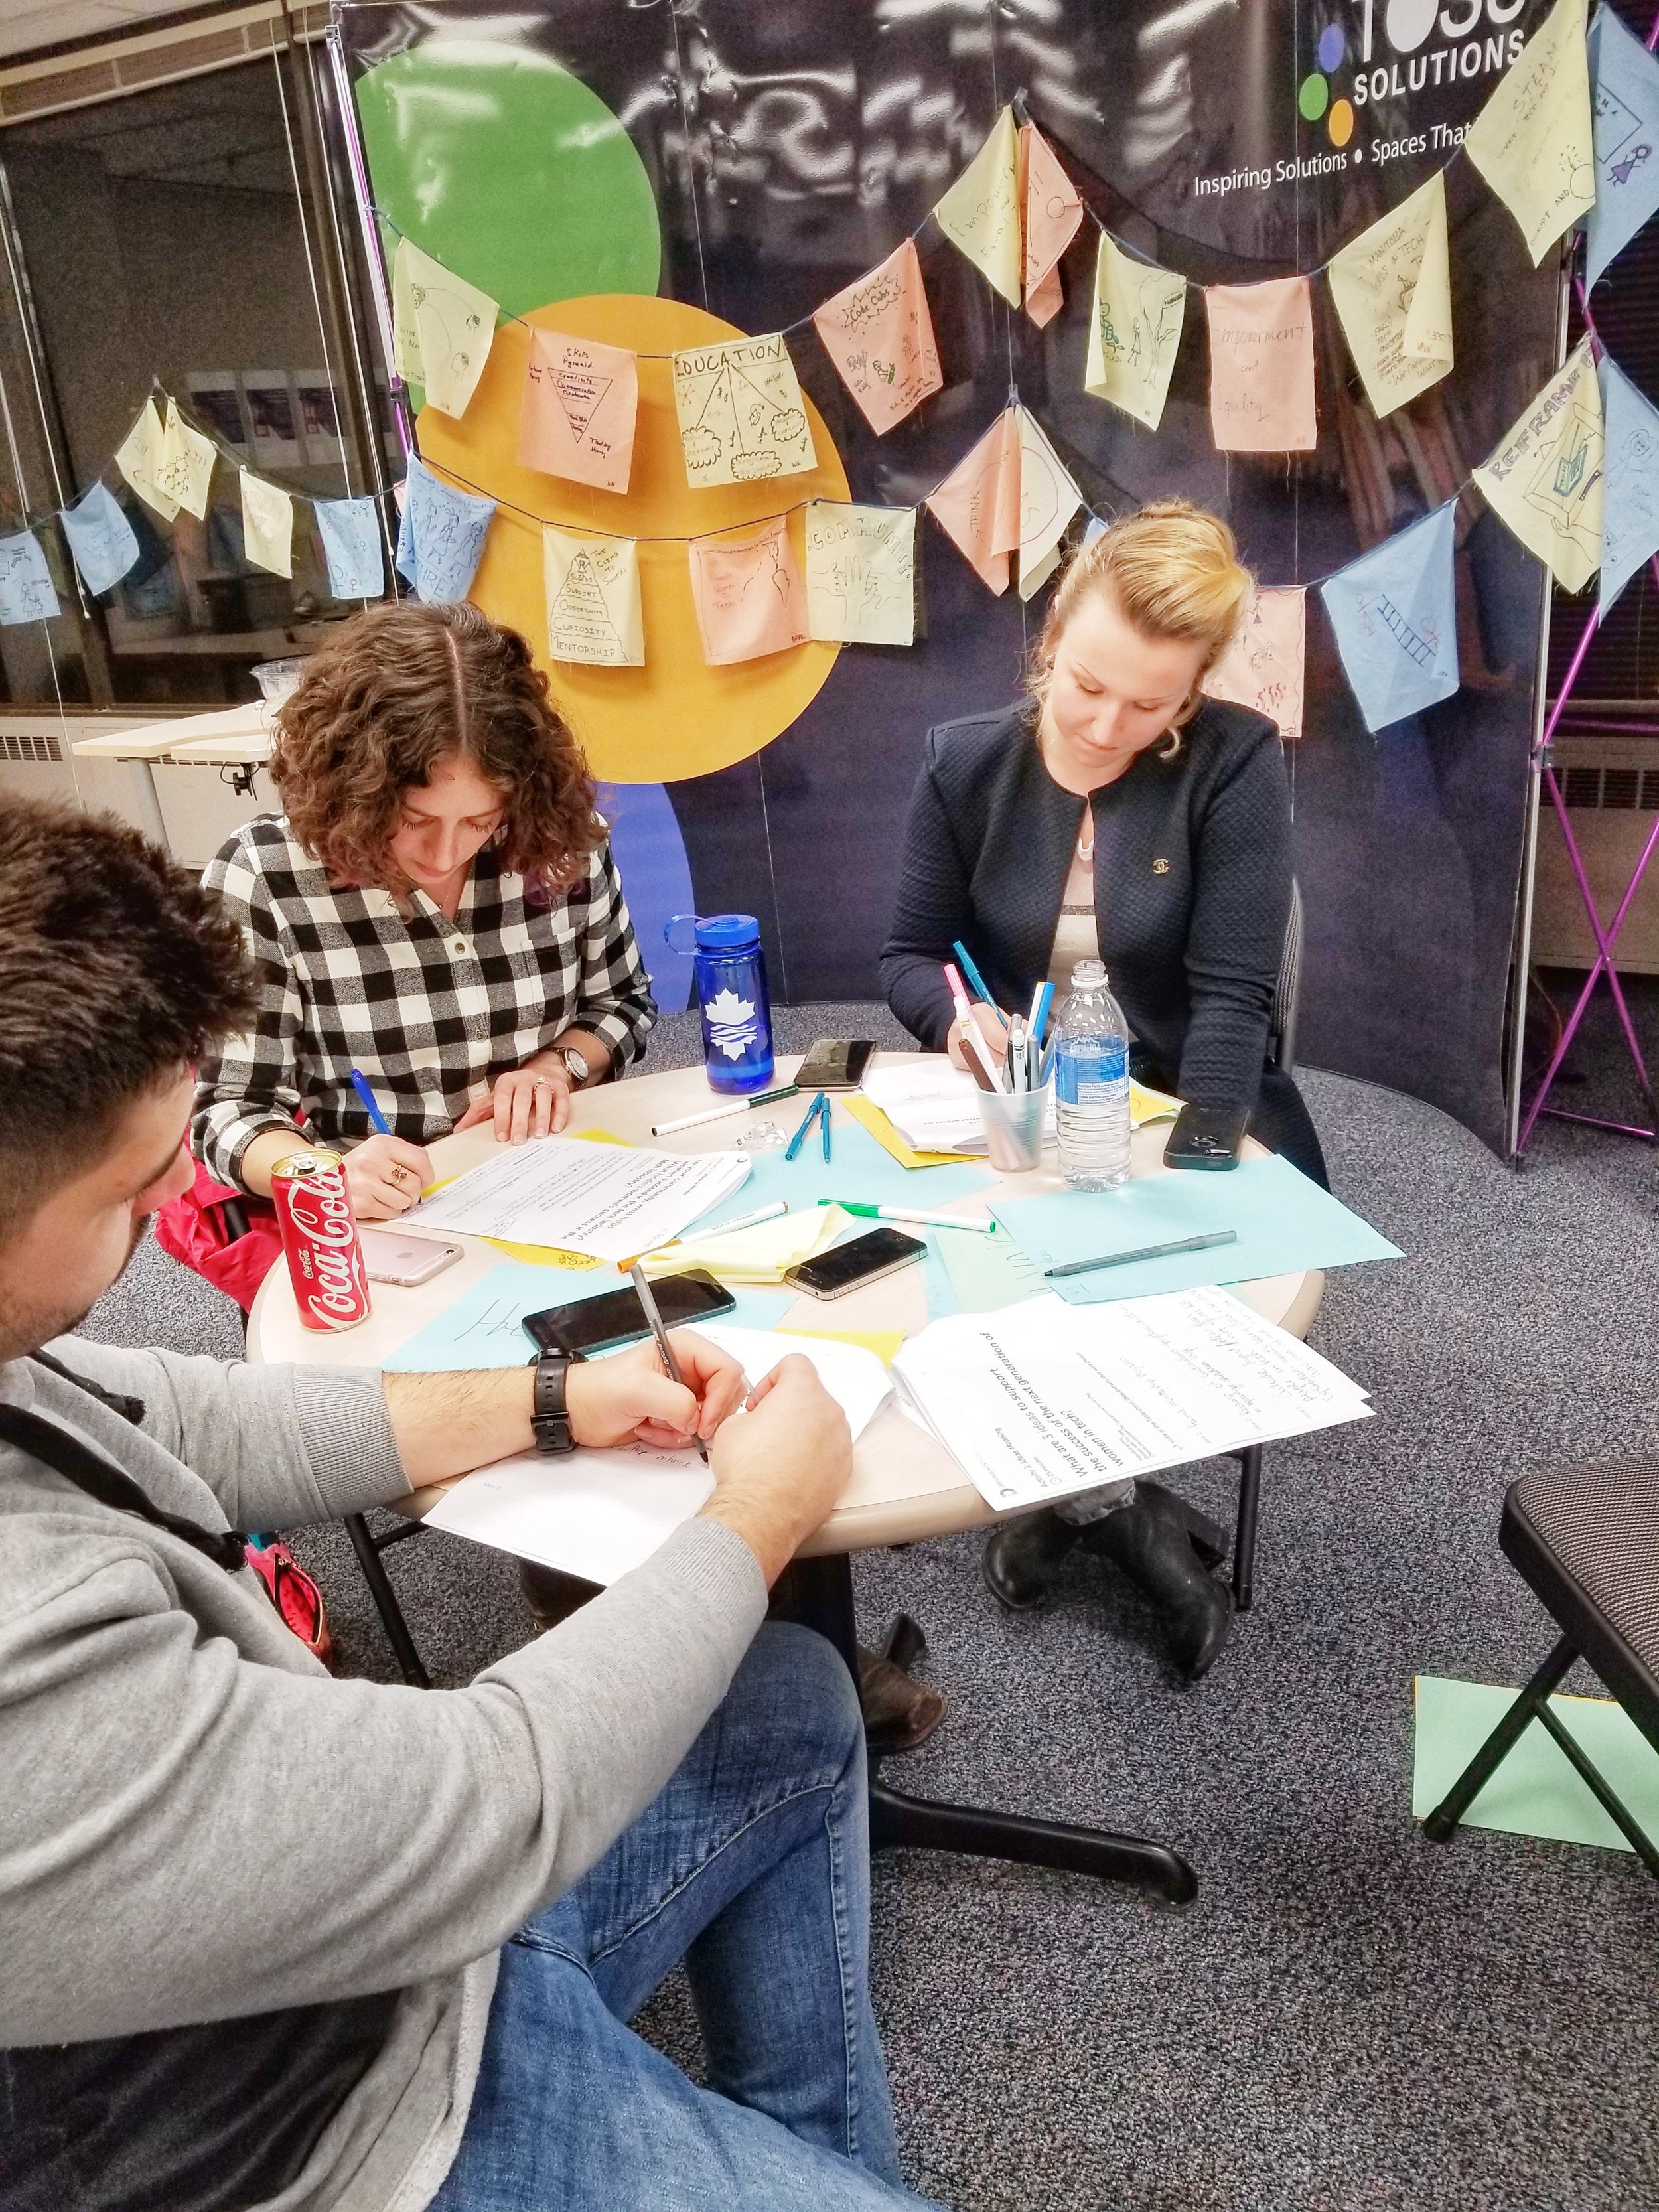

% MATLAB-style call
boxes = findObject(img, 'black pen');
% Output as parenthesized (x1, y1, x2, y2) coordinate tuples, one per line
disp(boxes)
(1043, 1230, 1239, 1280)
(629, 1264, 709, 1463)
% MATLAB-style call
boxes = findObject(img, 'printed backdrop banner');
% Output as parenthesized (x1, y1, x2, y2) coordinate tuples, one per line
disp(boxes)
(344, 0, 1565, 1153)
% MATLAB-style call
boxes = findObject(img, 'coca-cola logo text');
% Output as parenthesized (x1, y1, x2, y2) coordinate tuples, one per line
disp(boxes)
(283, 1169, 367, 1321)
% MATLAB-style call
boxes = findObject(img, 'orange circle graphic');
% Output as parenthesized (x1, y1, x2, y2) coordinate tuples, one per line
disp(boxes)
(1327, 98, 1355, 147)
(415, 295, 850, 784)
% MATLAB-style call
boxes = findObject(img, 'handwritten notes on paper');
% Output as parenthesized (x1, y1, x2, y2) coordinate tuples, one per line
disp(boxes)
(1020, 121, 1083, 327)
(1319, 504, 1460, 733)
(812, 240, 942, 436)
(1473, 341, 1605, 593)
(543, 526, 644, 667)
(238, 471, 293, 579)
(1206, 278, 1317, 451)
(1327, 175, 1454, 419)
(689, 514, 810, 664)
(520, 328, 638, 494)
(926, 406, 1081, 600)
(115, 400, 179, 524)
(1084, 234, 1187, 431)
(672, 332, 814, 488)
(1202, 588, 1306, 739)
(153, 399, 216, 520)
(804, 502, 916, 646)
(0, 532, 58, 625)
(314, 497, 384, 601)
(1015, 407, 1083, 598)
(933, 104, 1023, 305)
(1464, 0, 1595, 264)
(394, 455, 496, 603)
(391, 236, 498, 418)
(58, 482, 138, 598)
(1597, 354, 1659, 619)
(411, 1134, 750, 1263)
(1585, 5, 1659, 288)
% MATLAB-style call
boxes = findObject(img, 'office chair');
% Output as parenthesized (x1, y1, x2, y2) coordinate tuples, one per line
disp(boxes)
(1421, 1451, 1659, 1875)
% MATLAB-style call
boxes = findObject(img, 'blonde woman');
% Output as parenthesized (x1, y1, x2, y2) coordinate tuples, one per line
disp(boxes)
(879, 500, 1324, 1679)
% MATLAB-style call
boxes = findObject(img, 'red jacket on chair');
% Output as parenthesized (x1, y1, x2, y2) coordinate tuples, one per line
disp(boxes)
(153, 1157, 285, 1313)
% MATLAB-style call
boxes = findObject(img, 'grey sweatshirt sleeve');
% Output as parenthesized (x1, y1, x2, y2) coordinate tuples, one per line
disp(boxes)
(2, 1511, 768, 2045)
(49, 1336, 409, 1527)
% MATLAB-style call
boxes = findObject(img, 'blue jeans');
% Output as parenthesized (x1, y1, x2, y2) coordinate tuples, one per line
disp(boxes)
(431, 1621, 932, 2211)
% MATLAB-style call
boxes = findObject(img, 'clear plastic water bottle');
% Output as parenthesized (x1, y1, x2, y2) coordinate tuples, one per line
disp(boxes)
(1053, 958, 1131, 1191)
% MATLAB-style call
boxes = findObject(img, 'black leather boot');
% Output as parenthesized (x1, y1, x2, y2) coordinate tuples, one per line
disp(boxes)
(982, 1508, 1086, 1611)
(1078, 1483, 1235, 1680)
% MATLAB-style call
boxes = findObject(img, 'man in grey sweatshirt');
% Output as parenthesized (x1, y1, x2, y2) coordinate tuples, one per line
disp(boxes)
(0, 798, 928, 2212)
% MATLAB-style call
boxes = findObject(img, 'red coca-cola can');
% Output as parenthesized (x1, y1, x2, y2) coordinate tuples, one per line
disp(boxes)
(270, 1148, 372, 1332)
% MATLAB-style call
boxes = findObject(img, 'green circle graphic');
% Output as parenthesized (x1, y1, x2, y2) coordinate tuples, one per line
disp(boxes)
(355, 40, 662, 319)
(1298, 72, 1330, 121)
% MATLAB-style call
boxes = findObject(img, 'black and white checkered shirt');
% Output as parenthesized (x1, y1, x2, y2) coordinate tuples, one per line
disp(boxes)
(194, 814, 656, 1188)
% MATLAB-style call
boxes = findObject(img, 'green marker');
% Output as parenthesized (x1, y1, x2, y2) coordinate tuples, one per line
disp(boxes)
(819, 1199, 996, 1235)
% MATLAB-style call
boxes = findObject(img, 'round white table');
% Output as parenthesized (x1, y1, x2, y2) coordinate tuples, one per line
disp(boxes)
(250, 1051, 1321, 1905)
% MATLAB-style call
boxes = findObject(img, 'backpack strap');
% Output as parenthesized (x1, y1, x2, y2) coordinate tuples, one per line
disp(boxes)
(30, 1345, 145, 1425)
(0, 1398, 250, 1575)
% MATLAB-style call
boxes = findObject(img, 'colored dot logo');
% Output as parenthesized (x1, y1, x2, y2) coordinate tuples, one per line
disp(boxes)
(1301, 23, 1354, 147)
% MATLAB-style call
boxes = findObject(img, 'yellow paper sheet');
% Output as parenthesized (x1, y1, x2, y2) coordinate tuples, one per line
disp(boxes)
(933, 105, 1022, 305)
(1201, 587, 1307, 739)
(115, 400, 180, 524)
(543, 525, 644, 668)
(1464, 0, 1595, 265)
(671, 332, 815, 487)
(689, 514, 810, 664)
(841, 1092, 978, 1167)
(1206, 277, 1317, 452)
(1327, 175, 1454, 420)
(780, 1325, 906, 1368)
(804, 502, 916, 646)
(1020, 121, 1083, 327)
(239, 469, 293, 579)
(155, 398, 217, 520)
(1472, 340, 1605, 593)
(811, 239, 942, 437)
(1015, 406, 1083, 599)
(1130, 1082, 1181, 1126)
(520, 327, 638, 494)
(392, 236, 498, 418)
(641, 1205, 849, 1284)
(1084, 234, 1187, 432)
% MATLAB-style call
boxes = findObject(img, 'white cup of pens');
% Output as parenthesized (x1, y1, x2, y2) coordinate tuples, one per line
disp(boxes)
(945, 952, 1053, 1175)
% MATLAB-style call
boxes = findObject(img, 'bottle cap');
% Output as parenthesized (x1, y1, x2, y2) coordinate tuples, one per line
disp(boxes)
(664, 912, 762, 954)
(1072, 958, 1107, 986)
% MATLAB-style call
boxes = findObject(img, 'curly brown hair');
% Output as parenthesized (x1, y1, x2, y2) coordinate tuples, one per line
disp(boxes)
(269, 601, 602, 892)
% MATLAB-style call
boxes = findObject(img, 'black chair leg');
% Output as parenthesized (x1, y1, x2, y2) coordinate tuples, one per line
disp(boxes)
(344, 1512, 431, 1688)
(1232, 1445, 1262, 1612)
(1421, 1634, 1575, 1842)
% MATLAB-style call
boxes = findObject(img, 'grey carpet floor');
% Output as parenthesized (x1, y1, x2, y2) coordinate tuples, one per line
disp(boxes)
(76, 990, 1659, 2211)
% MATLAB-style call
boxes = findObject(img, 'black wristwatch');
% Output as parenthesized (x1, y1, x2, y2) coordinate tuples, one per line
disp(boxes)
(528, 1349, 585, 1455)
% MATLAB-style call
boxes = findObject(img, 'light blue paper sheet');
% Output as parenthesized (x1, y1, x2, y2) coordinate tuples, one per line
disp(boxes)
(0, 530, 59, 625)
(692, 1116, 993, 1232)
(920, 1231, 962, 1320)
(1598, 354, 1659, 619)
(990, 1154, 1402, 1305)
(1319, 504, 1459, 735)
(395, 455, 496, 603)
(382, 1259, 790, 1372)
(315, 496, 386, 601)
(58, 482, 139, 597)
(1586, 7, 1659, 291)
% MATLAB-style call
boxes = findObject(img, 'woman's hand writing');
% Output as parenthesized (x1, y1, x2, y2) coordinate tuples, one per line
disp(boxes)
(946, 1002, 1009, 1076)
(345, 1134, 434, 1220)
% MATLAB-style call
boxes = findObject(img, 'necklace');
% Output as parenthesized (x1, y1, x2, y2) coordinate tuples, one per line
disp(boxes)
(1076, 821, 1094, 864)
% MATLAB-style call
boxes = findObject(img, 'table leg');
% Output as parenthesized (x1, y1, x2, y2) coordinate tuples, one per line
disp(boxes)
(769, 1555, 1198, 1907)
(1232, 1446, 1262, 1614)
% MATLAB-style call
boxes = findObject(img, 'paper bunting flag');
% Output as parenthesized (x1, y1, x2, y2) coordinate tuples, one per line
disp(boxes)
(543, 526, 644, 667)
(1464, 0, 1595, 265)
(1597, 354, 1659, 618)
(812, 240, 943, 436)
(1206, 278, 1317, 451)
(0, 531, 59, 625)
(1327, 175, 1454, 420)
(933, 104, 1022, 306)
(1472, 340, 1605, 593)
(151, 398, 216, 520)
(115, 400, 179, 524)
(804, 502, 917, 646)
(688, 514, 809, 664)
(672, 332, 815, 488)
(394, 456, 497, 603)
(1020, 121, 1083, 328)
(520, 328, 638, 494)
(1084, 235, 1187, 432)
(926, 406, 1082, 599)
(391, 236, 498, 419)
(1015, 407, 1083, 599)
(1320, 505, 1460, 734)
(1585, 5, 1659, 289)
(239, 470, 293, 580)
(315, 497, 384, 600)
(58, 482, 139, 598)
(1202, 587, 1306, 739)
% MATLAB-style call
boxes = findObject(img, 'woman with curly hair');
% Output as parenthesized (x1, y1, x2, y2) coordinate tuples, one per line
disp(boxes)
(190, 599, 655, 1226)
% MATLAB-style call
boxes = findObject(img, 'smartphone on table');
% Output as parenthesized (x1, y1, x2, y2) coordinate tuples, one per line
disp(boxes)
(523, 1270, 736, 1358)
(1163, 1103, 1249, 1171)
(783, 1226, 925, 1301)
(357, 1227, 465, 1286)
(794, 1039, 875, 1092)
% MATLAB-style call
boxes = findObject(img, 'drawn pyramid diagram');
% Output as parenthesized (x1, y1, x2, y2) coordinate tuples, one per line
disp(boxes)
(552, 368, 613, 448)
(551, 551, 625, 663)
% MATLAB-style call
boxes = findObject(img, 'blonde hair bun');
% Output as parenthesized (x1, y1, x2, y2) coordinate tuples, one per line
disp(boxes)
(1034, 498, 1255, 699)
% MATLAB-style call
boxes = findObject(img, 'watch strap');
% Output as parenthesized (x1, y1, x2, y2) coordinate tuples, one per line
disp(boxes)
(529, 1349, 584, 1455)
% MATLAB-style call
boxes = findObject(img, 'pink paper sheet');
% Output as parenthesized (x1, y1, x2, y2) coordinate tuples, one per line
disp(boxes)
(688, 514, 810, 664)
(1020, 123, 1083, 328)
(1206, 277, 1317, 452)
(519, 328, 638, 494)
(1202, 587, 1306, 739)
(924, 409, 1021, 595)
(812, 239, 944, 436)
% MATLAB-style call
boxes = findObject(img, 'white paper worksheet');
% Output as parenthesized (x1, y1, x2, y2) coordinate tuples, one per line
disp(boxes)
(891, 1287, 1371, 1512)
(408, 1136, 750, 1262)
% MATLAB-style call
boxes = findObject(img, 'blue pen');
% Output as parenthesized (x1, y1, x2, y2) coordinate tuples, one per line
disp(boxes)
(785, 1090, 828, 1162)
(1033, 980, 1054, 1044)
(951, 940, 1000, 1012)
(350, 1067, 393, 1136)
(820, 1091, 831, 1163)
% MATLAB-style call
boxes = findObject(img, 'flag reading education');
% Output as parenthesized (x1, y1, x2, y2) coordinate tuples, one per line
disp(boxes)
(1019, 121, 1083, 328)
(314, 498, 384, 601)
(932, 104, 1022, 306)
(519, 328, 638, 494)
(1597, 354, 1659, 619)
(804, 502, 916, 646)
(394, 455, 496, 603)
(688, 515, 810, 665)
(391, 236, 498, 418)
(1320, 504, 1460, 733)
(1464, 0, 1595, 264)
(1473, 340, 1605, 593)
(1084, 235, 1187, 432)
(811, 240, 942, 436)
(1202, 588, 1306, 739)
(1206, 278, 1317, 451)
(58, 482, 138, 598)
(1327, 175, 1454, 419)
(671, 333, 814, 488)
(543, 526, 644, 667)
(0, 531, 58, 625)
(1585, 5, 1659, 289)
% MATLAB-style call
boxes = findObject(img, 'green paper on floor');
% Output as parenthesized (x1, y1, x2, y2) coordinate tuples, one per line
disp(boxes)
(1411, 1674, 1659, 1854)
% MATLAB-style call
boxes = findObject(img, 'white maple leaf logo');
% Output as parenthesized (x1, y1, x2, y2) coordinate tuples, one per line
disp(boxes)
(704, 987, 758, 1061)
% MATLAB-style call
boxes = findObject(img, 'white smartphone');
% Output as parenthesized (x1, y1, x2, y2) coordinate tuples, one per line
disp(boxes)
(358, 1227, 465, 1287)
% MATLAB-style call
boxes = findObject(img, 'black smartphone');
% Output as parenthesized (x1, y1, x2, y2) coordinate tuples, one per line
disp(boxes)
(1163, 1103, 1249, 1171)
(784, 1226, 925, 1300)
(794, 1039, 875, 1092)
(523, 1270, 735, 1357)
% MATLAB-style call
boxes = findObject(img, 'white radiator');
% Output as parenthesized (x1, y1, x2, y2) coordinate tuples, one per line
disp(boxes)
(1531, 731, 1659, 974)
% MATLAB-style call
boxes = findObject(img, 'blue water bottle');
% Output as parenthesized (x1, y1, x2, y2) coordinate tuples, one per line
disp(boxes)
(665, 913, 775, 1094)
